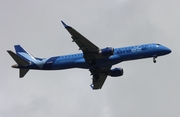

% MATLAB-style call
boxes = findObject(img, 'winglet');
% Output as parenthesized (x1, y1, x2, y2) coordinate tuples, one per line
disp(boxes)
(61, 21, 71, 28)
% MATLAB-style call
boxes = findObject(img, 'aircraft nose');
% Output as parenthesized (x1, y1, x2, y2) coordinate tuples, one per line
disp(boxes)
(163, 46, 172, 54)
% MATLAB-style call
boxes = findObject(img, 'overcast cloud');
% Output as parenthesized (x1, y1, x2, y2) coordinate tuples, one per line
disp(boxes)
(0, 0, 180, 117)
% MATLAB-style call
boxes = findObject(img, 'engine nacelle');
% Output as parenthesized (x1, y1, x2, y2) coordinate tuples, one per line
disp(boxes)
(100, 47, 114, 56)
(109, 68, 124, 77)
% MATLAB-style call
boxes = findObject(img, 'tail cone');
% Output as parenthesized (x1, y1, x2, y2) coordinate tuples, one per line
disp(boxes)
(12, 64, 18, 68)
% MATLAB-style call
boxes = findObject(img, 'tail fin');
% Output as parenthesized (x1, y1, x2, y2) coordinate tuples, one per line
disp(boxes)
(14, 45, 36, 62)
(7, 50, 30, 78)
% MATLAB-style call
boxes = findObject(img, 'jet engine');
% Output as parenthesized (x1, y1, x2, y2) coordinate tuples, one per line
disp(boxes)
(100, 47, 114, 56)
(108, 68, 124, 77)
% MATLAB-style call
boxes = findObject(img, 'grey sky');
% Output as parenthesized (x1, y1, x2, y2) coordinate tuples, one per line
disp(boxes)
(0, 0, 180, 117)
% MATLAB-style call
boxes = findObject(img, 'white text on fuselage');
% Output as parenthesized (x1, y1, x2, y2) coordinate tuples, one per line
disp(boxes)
(117, 45, 147, 54)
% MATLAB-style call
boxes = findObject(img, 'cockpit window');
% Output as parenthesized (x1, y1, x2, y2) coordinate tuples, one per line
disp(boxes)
(156, 44, 161, 47)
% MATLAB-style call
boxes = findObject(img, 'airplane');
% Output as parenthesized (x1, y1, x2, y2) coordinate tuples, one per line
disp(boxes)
(7, 21, 171, 90)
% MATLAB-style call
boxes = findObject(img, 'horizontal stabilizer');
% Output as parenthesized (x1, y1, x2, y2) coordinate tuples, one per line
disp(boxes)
(20, 69, 29, 78)
(7, 50, 30, 78)
(7, 50, 29, 65)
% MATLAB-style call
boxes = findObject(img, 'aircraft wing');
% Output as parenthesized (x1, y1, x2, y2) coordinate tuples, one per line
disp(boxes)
(61, 21, 99, 53)
(61, 21, 111, 89)
(61, 21, 107, 64)
(90, 66, 111, 90)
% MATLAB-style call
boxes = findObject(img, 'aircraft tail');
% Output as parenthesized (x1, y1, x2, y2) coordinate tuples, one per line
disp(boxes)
(19, 69, 29, 78)
(7, 50, 29, 66)
(7, 45, 35, 78)
(14, 45, 36, 62)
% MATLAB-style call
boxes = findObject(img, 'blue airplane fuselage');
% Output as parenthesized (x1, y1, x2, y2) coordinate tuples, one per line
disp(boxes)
(17, 43, 171, 70)
(7, 20, 172, 89)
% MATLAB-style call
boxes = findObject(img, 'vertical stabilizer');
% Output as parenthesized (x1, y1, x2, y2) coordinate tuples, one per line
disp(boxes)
(14, 45, 36, 62)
